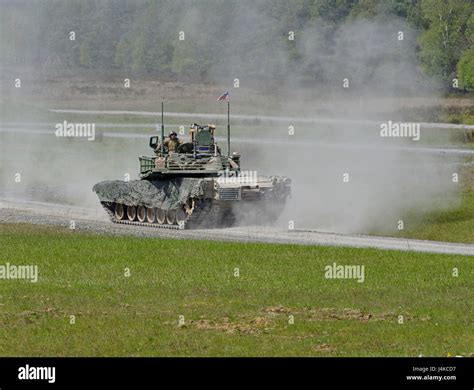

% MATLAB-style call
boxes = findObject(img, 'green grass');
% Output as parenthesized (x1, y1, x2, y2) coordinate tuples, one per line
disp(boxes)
(390, 188, 474, 244)
(446, 113, 474, 126)
(0, 223, 472, 357)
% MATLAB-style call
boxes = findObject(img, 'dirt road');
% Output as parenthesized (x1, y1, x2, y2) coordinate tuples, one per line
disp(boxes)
(1, 199, 472, 256)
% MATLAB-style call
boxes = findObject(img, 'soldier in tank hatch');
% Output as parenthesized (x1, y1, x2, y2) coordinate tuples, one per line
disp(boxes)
(156, 131, 183, 154)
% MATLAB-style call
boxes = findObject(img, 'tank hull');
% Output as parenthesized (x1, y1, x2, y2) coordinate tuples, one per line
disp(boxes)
(93, 176, 291, 229)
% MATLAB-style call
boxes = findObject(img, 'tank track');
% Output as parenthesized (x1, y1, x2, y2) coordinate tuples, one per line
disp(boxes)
(100, 201, 232, 230)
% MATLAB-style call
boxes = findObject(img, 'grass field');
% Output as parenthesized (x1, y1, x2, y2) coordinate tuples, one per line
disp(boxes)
(385, 187, 474, 244)
(0, 223, 472, 357)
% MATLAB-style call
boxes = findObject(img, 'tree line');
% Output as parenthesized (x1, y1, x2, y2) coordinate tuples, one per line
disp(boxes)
(1, 0, 473, 89)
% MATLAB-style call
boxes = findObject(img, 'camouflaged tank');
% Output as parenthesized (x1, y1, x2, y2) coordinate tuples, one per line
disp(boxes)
(93, 123, 291, 229)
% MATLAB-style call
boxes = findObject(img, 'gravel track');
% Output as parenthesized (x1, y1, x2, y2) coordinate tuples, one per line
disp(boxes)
(1, 199, 473, 256)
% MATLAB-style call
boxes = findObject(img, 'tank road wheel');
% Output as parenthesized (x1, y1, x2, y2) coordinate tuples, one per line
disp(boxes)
(146, 207, 156, 223)
(114, 203, 125, 220)
(176, 208, 186, 228)
(137, 205, 146, 222)
(166, 210, 176, 225)
(156, 208, 166, 224)
(127, 205, 137, 221)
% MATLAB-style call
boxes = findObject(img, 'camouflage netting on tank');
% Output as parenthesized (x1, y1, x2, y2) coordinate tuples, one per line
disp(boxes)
(92, 178, 207, 210)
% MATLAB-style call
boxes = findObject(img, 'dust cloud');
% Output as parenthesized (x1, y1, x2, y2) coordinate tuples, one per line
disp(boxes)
(0, 2, 463, 235)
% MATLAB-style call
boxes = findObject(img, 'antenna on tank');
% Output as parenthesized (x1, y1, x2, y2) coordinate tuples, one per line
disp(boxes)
(161, 101, 164, 155)
(227, 100, 230, 157)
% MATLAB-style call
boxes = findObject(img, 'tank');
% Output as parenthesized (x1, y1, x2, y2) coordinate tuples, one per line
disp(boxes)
(93, 122, 291, 229)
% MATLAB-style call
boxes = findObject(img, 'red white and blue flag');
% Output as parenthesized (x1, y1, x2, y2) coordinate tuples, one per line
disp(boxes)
(217, 91, 229, 101)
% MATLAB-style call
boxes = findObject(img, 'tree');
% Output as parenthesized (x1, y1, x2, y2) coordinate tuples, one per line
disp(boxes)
(419, 0, 473, 81)
(457, 47, 474, 89)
